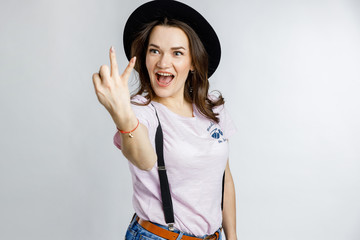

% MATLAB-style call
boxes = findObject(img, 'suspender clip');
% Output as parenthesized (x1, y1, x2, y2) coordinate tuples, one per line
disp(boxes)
(168, 223, 175, 231)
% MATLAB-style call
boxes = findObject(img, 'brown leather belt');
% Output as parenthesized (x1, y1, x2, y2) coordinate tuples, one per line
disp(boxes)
(136, 217, 220, 240)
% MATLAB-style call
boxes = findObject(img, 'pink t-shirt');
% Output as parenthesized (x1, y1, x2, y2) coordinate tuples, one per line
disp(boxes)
(113, 95, 237, 236)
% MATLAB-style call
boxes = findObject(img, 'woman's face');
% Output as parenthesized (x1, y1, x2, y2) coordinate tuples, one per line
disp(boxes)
(146, 25, 193, 101)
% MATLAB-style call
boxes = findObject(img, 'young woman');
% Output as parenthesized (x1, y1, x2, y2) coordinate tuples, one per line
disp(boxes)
(92, 1, 237, 239)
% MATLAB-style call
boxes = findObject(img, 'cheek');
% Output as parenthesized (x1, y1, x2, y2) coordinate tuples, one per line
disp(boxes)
(145, 56, 150, 73)
(145, 55, 154, 75)
(177, 60, 192, 75)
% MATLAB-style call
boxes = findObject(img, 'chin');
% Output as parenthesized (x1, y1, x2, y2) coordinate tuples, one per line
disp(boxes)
(152, 88, 173, 99)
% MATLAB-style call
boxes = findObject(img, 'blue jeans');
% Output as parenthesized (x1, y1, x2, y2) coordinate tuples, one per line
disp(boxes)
(125, 214, 222, 240)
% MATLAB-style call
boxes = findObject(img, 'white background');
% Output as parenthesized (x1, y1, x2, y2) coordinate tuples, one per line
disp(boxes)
(0, 0, 359, 239)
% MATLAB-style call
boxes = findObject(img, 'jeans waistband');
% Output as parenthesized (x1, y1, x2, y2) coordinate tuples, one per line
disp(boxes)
(130, 213, 222, 240)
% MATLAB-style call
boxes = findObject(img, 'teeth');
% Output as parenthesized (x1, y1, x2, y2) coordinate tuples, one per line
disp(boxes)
(157, 72, 173, 76)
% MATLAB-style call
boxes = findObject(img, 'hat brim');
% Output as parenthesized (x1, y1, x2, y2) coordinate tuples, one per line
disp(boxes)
(123, 0, 221, 78)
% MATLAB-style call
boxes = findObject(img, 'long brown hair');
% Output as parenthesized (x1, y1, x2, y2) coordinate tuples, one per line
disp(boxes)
(130, 18, 224, 123)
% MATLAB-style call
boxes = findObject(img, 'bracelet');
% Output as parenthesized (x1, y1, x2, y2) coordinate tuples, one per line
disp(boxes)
(117, 119, 140, 138)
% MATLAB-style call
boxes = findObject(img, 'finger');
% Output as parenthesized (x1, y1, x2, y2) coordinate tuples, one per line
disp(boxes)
(121, 56, 136, 82)
(92, 73, 101, 89)
(99, 65, 110, 83)
(109, 46, 120, 77)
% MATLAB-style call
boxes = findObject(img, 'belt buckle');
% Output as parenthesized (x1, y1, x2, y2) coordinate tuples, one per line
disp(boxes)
(203, 234, 217, 240)
(203, 229, 220, 240)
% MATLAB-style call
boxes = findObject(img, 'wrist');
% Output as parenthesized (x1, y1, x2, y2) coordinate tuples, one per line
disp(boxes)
(225, 236, 237, 240)
(117, 118, 139, 138)
(112, 111, 137, 131)
(224, 232, 237, 240)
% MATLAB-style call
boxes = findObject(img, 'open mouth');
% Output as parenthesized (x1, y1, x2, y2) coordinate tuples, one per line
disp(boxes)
(156, 72, 175, 87)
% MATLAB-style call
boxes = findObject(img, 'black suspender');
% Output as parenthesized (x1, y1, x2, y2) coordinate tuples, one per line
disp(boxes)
(221, 172, 225, 210)
(153, 105, 175, 231)
(151, 104, 225, 231)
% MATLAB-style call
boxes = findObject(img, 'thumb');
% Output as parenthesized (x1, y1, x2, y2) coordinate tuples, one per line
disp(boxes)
(121, 57, 136, 81)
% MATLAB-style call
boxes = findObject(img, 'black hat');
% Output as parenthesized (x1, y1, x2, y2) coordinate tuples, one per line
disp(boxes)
(123, 0, 221, 78)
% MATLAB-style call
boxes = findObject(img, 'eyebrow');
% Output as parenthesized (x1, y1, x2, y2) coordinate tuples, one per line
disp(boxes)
(149, 43, 186, 51)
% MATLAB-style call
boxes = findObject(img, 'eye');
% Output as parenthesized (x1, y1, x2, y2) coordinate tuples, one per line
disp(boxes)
(149, 48, 160, 54)
(174, 51, 183, 56)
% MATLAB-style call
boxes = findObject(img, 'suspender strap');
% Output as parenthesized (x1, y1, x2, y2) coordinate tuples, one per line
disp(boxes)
(221, 171, 225, 210)
(153, 104, 175, 230)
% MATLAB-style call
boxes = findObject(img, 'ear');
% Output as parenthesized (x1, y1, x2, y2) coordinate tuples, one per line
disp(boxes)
(190, 64, 195, 72)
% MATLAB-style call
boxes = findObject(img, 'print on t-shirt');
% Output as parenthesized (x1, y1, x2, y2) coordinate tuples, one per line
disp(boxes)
(207, 122, 227, 143)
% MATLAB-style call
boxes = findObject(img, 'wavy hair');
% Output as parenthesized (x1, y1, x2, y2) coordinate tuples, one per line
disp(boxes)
(130, 18, 224, 123)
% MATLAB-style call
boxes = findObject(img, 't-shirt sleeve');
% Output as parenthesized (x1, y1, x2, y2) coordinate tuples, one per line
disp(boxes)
(215, 104, 237, 140)
(113, 95, 158, 150)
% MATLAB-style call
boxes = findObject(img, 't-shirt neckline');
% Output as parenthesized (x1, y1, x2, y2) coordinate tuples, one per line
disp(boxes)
(151, 101, 197, 120)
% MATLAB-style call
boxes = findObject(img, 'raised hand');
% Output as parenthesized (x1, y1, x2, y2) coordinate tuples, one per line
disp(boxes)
(92, 46, 137, 129)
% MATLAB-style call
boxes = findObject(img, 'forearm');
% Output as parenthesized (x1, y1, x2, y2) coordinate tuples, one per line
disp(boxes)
(222, 160, 237, 240)
(113, 112, 157, 171)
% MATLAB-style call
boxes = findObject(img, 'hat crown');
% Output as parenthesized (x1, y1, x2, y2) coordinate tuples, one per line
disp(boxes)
(123, 0, 221, 78)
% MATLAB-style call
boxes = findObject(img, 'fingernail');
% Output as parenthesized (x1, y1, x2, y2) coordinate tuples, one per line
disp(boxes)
(132, 56, 136, 63)
(110, 46, 115, 53)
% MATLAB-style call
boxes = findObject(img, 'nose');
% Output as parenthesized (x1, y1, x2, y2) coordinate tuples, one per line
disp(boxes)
(156, 53, 172, 69)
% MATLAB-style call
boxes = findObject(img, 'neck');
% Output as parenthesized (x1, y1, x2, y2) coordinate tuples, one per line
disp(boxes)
(153, 95, 194, 117)
(153, 95, 186, 109)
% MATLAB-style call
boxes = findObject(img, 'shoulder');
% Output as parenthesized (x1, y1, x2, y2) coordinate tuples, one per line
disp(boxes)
(130, 95, 158, 128)
(130, 95, 153, 112)
(131, 94, 149, 104)
(208, 94, 238, 137)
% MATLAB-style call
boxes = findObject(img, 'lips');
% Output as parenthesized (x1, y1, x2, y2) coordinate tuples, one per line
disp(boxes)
(156, 72, 175, 87)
